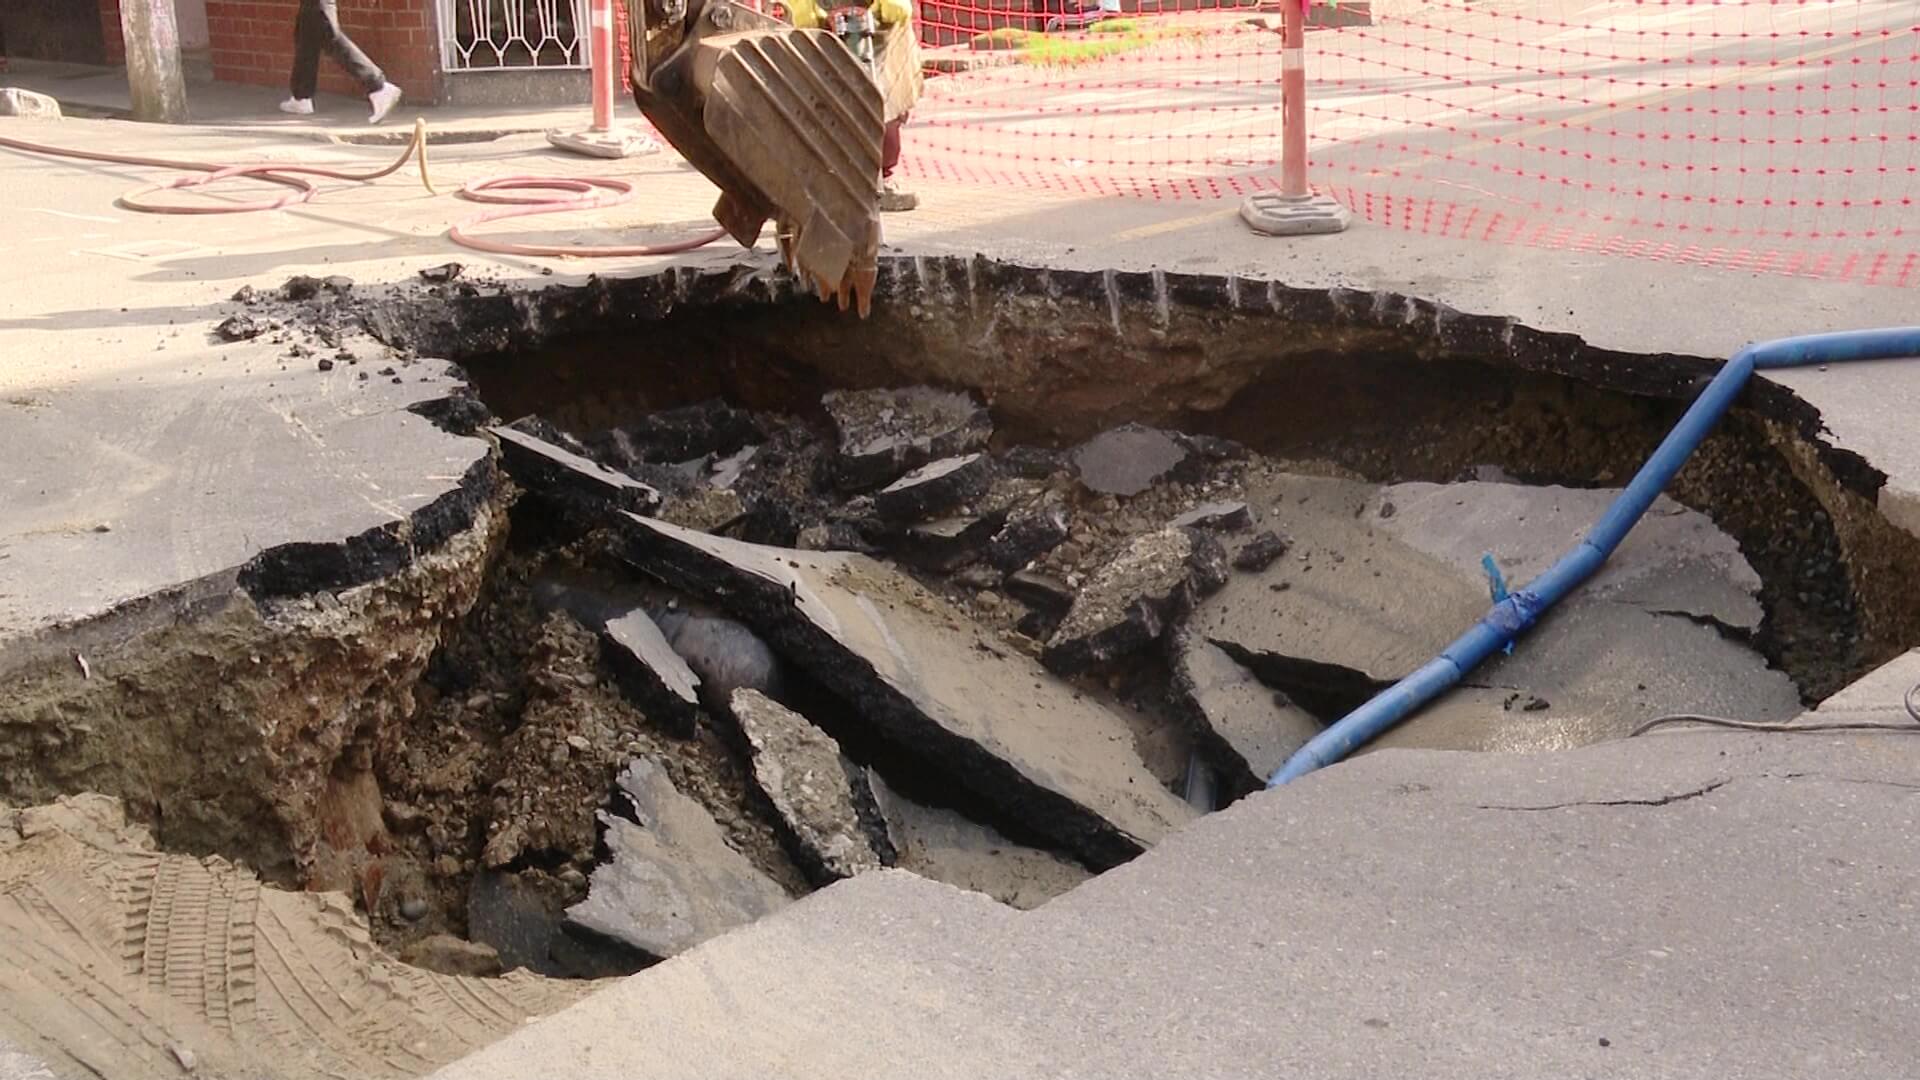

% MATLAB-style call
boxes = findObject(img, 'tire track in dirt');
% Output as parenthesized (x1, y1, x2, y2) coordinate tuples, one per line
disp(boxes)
(0, 795, 596, 1080)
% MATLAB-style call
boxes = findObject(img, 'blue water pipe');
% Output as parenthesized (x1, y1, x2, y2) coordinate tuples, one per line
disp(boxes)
(1268, 327, 1920, 788)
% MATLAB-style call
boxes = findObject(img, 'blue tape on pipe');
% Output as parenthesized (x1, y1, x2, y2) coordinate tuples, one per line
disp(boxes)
(1480, 554, 1516, 656)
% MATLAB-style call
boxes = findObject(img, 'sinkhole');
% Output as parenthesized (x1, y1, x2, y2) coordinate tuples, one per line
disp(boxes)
(7, 256, 1920, 997)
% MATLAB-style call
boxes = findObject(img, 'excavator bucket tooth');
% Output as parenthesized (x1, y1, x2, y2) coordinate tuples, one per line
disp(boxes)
(851, 264, 877, 318)
(775, 223, 798, 273)
(629, 0, 885, 315)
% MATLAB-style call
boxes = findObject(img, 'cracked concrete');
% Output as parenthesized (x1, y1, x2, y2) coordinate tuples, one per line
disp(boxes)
(1190, 472, 1802, 761)
(1474, 776, 1732, 812)
(6, 110, 1920, 1080)
(435, 728, 1920, 1080)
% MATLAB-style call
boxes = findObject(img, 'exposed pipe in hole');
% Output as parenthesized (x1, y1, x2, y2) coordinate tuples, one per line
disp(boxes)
(1270, 327, 1920, 786)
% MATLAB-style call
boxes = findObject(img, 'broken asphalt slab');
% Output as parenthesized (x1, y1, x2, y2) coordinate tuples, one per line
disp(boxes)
(731, 689, 889, 884)
(1191, 472, 1798, 753)
(866, 769, 1090, 911)
(581, 399, 764, 470)
(872, 453, 994, 522)
(617, 514, 1197, 870)
(824, 387, 993, 491)
(1170, 627, 1321, 793)
(492, 425, 662, 522)
(0, 357, 490, 637)
(1369, 480, 1763, 633)
(1043, 527, 1227, 675)
(432, 731, 1920, 1080)
(565, 759, 790, 962)
(601, 608, 705, 738)
(1071, 423, 1187, 497)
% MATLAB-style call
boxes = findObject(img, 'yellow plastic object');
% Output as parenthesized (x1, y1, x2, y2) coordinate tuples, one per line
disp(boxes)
(869, 0, 910, 26)
(413, 118, 438, 195)
(784, 0, 826, 28)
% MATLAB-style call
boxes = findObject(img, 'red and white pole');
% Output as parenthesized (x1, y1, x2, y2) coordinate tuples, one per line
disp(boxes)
(548, 0, 657, 156)
(1280, 0, 1308, 197)
(590, 0, 616, 133)
(1238, 0, 1350, 234)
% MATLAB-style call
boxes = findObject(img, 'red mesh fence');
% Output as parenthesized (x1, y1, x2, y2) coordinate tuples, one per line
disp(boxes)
(901, 0, 1920, 283)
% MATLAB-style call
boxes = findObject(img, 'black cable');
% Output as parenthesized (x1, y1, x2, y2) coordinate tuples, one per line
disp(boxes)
(1628, 678, 1920, 737)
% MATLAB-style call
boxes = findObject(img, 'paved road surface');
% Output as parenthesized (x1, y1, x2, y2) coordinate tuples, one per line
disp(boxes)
(909, 0, 1920, 278)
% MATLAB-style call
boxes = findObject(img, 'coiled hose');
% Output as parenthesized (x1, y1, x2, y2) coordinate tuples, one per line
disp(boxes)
(0, 117, 438, 209)
(0, 118, 725, 257)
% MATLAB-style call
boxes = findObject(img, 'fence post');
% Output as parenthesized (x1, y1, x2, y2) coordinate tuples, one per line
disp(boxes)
(548, 0, 661, 157)
(1240, 0, 1350, 235)
(591, 0, 616, 130)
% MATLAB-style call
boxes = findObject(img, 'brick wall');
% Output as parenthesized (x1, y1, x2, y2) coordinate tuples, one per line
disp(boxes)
(206, 0, 439, 99)
(100, 0, 128, 64)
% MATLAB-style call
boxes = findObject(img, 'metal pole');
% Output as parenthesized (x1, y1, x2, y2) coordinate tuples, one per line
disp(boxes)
(547, 0, 659, 157)
(119, 0, 188, 124)
(1280, 0, 1307, 198)
(1236, 0, 1350, 235)
(591, 0, 616, 132)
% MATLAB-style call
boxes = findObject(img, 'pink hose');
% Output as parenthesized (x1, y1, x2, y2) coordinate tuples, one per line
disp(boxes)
(1, 128, 728, 258)
(449, 175, 729, 257)
(0, 130, 412, 212)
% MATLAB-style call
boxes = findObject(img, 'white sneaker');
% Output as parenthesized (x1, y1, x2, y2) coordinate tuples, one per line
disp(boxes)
(279, 97, 314, 115)
(368, 83, 402, 125)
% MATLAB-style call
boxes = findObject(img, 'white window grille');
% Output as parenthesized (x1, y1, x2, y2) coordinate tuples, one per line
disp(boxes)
(438, 0, 594, 71)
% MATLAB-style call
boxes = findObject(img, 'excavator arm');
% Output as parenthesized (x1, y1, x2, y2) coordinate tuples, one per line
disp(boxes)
(629, 0, 885, 315)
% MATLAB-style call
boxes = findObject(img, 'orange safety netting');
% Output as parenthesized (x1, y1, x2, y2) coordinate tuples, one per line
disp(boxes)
(900, 0, 1920, 284)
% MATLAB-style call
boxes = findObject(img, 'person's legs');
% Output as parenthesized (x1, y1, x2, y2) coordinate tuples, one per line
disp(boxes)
(287, 0, 324, 102)
(285, 0, 401, 122)
(310, 0, 388, 95)
(882, 114, 905, 178)
(879, 111, 917, 211)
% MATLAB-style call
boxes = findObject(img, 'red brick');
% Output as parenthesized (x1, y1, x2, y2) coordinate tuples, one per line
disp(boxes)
(99, 0, 128, 64)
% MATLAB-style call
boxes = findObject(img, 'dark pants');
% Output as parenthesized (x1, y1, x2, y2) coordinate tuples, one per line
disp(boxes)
(290, 0, 386, 99)
(883, 112, 908, 178)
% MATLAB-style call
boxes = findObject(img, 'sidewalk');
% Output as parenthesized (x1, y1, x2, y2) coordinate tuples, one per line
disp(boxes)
(6, 80, 1920, 1080)
(3, 110, 1919, 635)
(1, 57, 615, 142)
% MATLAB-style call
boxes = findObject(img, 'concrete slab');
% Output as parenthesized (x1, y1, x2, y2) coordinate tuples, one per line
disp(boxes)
(619, 515, 1197, 869)
(565, 759, 791, 962)
(1193, 472, 1800, 753)
(1369, 481, 1764, 634)
(437, 871, 1041, 1080)
(866, 769, 1090, 910)
(433, 730, 1920, 1080)
(1171, 627, 1321, 790)
(0, 351, 484, 637)
(1810, 648, 1920, 721)
(3, 110, 1917, 659)
(731, 689, 887, 883)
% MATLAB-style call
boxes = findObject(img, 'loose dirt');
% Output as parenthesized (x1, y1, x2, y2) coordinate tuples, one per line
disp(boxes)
(0, 794, 595, 1080)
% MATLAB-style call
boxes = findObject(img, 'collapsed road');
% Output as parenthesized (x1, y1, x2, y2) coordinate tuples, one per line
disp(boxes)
(5, 260, 1920, 1078)
(3, 378, 1821, 1041)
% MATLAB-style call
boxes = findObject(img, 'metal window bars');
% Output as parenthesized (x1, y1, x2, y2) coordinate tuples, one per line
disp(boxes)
(438, 0, 594, 70)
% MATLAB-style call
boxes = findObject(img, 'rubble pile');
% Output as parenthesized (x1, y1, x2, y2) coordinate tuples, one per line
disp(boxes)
(361, 385, 1796, 978)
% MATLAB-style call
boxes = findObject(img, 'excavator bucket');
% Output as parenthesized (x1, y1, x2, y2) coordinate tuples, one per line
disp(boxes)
(629, 0, 885, 315)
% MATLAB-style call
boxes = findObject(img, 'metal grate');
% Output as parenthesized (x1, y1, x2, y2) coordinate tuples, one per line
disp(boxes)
(438, 0, 593, 71)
